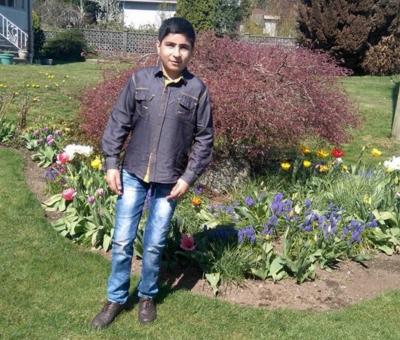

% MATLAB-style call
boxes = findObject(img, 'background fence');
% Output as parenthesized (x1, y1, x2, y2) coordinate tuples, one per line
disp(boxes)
(44, 29, 297, 55)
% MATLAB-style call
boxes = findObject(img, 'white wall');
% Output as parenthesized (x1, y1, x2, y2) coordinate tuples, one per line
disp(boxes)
(123, 2, 175, 29)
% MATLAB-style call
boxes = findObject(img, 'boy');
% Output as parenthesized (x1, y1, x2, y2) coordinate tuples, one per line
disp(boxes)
(91, 17, 213, 329)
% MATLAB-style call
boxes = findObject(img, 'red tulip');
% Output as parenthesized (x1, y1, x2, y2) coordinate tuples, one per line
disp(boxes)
(180, 234, 196, 251)
(331, 147, 344, 158)
(62, 188, 76, 201)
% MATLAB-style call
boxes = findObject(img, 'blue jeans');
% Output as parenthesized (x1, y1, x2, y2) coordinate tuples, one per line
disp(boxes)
(107, 169, 177, 304)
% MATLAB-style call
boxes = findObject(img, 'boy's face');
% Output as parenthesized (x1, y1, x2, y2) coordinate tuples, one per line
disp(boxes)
(157, 33, 193, 79)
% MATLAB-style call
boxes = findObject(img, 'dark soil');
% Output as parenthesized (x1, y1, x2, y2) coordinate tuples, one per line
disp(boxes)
(21, 147, 400, 311)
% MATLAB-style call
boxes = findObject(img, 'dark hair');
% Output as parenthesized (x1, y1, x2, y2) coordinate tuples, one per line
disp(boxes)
(158, 17, 196, 47)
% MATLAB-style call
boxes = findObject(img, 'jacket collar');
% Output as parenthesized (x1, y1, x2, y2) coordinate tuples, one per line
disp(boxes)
(154, 65, 189, 85)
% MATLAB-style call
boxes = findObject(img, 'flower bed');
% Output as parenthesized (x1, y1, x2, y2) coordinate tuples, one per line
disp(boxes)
(17, 128, 400, 293)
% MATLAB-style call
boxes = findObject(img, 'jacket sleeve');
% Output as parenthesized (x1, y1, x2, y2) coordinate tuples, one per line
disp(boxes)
(181, 88, 214, 185)
(101, 75, 136, 170)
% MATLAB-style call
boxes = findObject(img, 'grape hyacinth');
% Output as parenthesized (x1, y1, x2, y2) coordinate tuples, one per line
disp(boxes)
(238, 226, 256, 244)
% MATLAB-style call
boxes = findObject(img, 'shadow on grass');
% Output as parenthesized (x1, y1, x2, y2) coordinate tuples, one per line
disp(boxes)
(124, 225, 239, 307)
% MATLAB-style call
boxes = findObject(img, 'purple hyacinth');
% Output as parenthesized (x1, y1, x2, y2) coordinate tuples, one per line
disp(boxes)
(366, 219, 378, 228)
(262, 215, 278, 235)
(304, 198, 312, 210)
(225, 205, 235, 215)
(238, 226, 256, 244)
(270, 193, 292, 217)
(301, 211, 319, 232)
(244, 196, 255, 207)
(343, 220, 365, 243)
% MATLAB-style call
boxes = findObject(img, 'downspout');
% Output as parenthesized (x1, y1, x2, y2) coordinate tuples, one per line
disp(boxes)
(28, 0, 33, 63)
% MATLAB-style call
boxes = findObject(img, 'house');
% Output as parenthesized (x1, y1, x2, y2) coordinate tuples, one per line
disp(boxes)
(120, 0, 176, 29)
(0, 0, 32, 57)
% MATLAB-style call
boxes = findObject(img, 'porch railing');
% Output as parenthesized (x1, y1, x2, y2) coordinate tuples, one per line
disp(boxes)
(0, 12, 28, 50)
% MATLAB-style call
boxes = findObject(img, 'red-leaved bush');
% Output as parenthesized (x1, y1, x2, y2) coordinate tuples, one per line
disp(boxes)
(80, 32, 359, 162)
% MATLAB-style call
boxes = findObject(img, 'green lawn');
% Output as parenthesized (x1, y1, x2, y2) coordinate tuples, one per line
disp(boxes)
(2, 64, 400, 338)
(342, 75, 400, 163)
(2, 147, 400, 339)
(0, 61, 130, 127)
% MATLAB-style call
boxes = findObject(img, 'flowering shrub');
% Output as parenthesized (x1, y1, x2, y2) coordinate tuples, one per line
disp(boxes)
(79, 32, 359, 164)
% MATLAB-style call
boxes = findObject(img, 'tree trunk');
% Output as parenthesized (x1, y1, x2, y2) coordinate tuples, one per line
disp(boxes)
(392, 87, 400, 140)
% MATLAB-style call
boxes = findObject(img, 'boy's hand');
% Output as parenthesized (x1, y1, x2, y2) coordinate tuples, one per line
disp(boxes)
(106, 169, 122, 195)
(167, 178, 189, 200)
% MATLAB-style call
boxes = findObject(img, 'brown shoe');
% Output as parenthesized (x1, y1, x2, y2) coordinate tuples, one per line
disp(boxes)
(138, 297, 157, 324)
(91, 301, 125, 329)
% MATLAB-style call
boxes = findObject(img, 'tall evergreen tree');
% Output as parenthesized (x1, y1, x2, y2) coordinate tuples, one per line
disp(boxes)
(297, 0, 400, 73)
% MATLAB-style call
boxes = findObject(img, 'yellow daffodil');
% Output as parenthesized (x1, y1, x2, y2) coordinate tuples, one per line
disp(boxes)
(371, 148, 382, 157)
(319, 164, 329, 173)
(303, 160, 312, 168)
(316, 149, 329, 158)
(341, 164, 349, 172)
(91, 156, 103, 170)
(280, 162, 291, 171)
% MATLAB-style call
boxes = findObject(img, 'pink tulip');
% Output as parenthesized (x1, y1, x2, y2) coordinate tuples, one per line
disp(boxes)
(87, 195, 95, 205)
(62, 188, 76, 201)
(56, 152, 70, 165)
(180, 234, 196, 251)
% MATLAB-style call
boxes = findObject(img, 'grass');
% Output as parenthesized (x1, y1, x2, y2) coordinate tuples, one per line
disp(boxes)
(342, 75, 400, 163)
(0, 61, 131, 127)
(2, 64, 400, 338)
(2, 147, 400, 339)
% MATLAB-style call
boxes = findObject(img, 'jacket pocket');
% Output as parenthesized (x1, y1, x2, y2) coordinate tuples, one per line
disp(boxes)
(135, 88, 154, 117)
(177, 94, 197, 121)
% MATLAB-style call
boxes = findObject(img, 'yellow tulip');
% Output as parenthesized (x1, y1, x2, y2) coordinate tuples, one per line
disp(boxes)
(91, 157, 103, 170)
(301, 145, 311, 155)
(319, 165, 329, 173)
(316, 149, 329, 158)
(303, 160, 312, 168)
(341, 164, 349, 172)
(371, 148, 382, 157)
(280, 162, 291, 171)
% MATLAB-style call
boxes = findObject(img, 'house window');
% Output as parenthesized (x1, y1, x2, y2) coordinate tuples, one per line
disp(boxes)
(0, 0, 24, 9)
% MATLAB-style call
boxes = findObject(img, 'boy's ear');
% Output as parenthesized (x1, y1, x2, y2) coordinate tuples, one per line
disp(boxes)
(156, 40, 161, 54)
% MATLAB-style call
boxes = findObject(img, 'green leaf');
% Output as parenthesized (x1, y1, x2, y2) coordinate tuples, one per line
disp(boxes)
(378, 245, 394, 255)
(103, 234, 111, 251)
(205, 272, 220, 296)
(42, 194, 62, 207)
(270, 257, 285, 282)
(251, 268, 268, 280)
